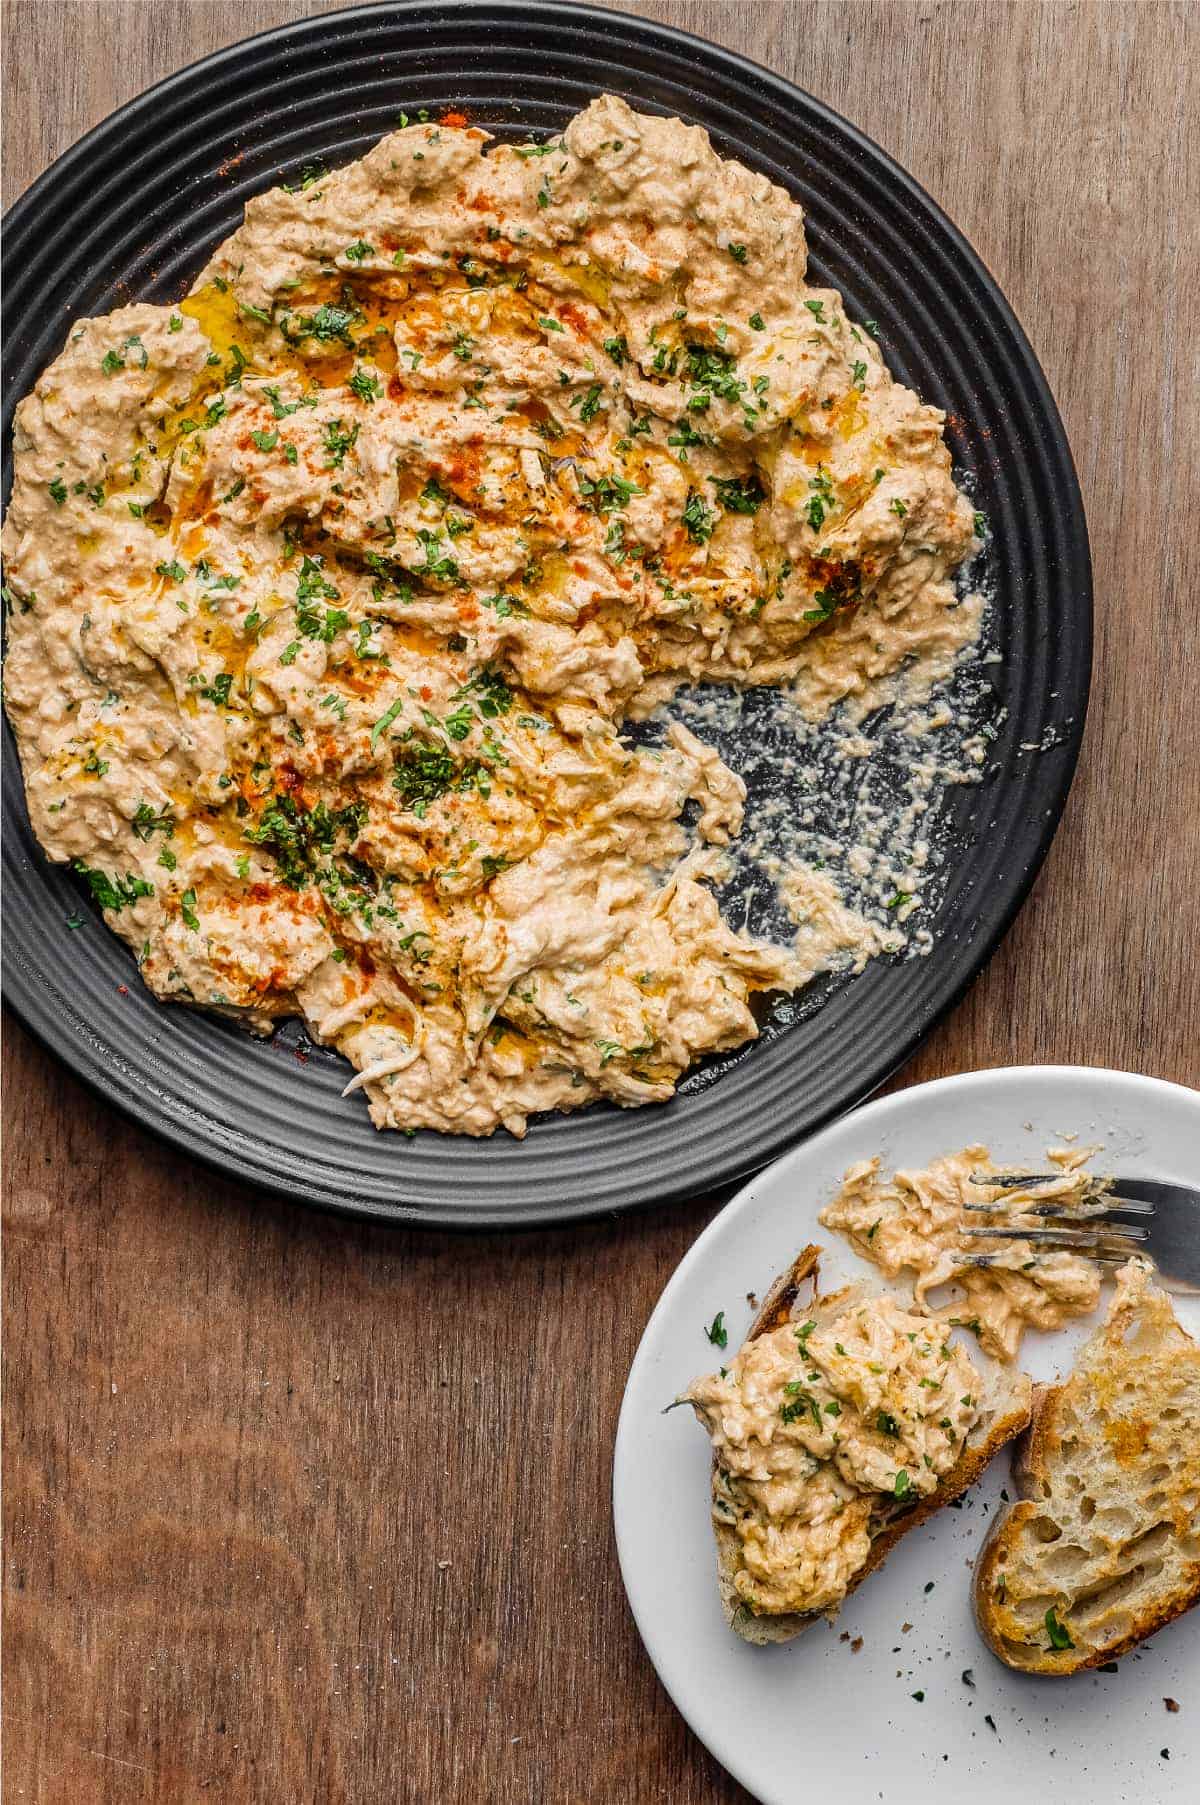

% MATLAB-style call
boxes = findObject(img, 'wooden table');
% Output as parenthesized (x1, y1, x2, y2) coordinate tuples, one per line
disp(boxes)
(4, 3, 1197, 1799)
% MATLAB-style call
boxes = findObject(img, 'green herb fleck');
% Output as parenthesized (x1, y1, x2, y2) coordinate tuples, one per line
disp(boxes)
(711, 474, 765, 515)
(74, 863, 154, 912)
(682, 489, 716, 544)
(348, 365, 384, 403)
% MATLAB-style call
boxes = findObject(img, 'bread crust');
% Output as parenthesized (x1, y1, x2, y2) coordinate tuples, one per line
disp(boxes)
(712, 1248, 1032, 1645)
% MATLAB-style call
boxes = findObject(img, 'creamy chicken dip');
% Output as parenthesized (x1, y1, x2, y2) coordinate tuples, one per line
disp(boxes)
(2, 97, 977, 1136)
(686, 1293, 985, 1616)
(819, 1147, 1104, 1361)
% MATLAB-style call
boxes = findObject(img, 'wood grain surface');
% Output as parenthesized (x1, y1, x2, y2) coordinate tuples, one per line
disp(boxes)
(3, 3, 1198, 1800)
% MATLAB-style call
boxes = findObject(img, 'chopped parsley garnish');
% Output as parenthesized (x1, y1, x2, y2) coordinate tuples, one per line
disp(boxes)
(1044, 1607, 1074, 1650)
(348, 365, 384, 403)
(74, 862, 153, 912)
(391, 741, 486, 818)
(682, 489, 716, 544)
(578, 472, 644, 514)
(481, 592, 530, 619)
(131, 804, 175, 841)
(421, 476, 452, 508)
(243, 793, 368, 888)
(198, 672, 234, 706)
(155, 560, 187, 584)
(876, 1410, 900, 1438)
(297, 600, 350, 643)
(413, 530, 459, 584)
(343, 240, 375, 263)
(805, 467, 835, 533)
(727, 243, 748, 264)
(296, 555, 340, 604)
(370, 697, 406, 750)
(780, 1385, 823, 1430)
(291, 303, 357, 346)
(800, 583, 843, 624)
(179, 888, 200, 931)
(49, 478, 67, 505)
(710, 474, 765, 515)
(514, 138, 562, 159)
(251, 429, 279, 452)
(893, 1469, 912, 1499)
(322, 418, 359, 468)
(684, 341, 745, 408)
(705, 1311, 728, 1350)
(452, 666, 513, 718)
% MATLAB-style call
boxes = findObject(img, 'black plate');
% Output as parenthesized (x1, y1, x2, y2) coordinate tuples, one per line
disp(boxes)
(1, 1, 1091, 1228)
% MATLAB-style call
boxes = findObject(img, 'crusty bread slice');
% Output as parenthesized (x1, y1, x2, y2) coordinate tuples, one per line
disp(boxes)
(973, 1259, 1200, 1674)
(712, 1247, 1032, 1645)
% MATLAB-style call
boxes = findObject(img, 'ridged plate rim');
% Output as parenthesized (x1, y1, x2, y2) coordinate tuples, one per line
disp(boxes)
(0, 0, 1092, 1229)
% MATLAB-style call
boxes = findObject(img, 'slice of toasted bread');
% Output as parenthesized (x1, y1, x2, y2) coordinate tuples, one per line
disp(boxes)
(973, 1259, 1200, 1674)
(708, 1247, 1032, 1646)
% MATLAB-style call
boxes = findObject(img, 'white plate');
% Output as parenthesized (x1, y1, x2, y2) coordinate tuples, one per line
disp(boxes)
(614, 1067, 1200, 1804)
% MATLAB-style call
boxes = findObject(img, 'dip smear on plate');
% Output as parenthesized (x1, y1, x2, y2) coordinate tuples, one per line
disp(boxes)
(819, 1146, 1104, 1359)
(1, 97, 977, 1135)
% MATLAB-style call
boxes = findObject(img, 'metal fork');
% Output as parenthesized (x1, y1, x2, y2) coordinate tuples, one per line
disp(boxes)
(960, 1173, 1200, 1292)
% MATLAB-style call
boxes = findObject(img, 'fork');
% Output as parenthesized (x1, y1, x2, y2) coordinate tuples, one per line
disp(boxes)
(960, 1173, 1200, 1292)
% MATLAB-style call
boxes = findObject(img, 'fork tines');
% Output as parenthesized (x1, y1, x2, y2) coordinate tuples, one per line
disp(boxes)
(965, 1222, 1149, 1241)
(968, 1169, 1113, 1197)
(961, 1197, 1154, 1218)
